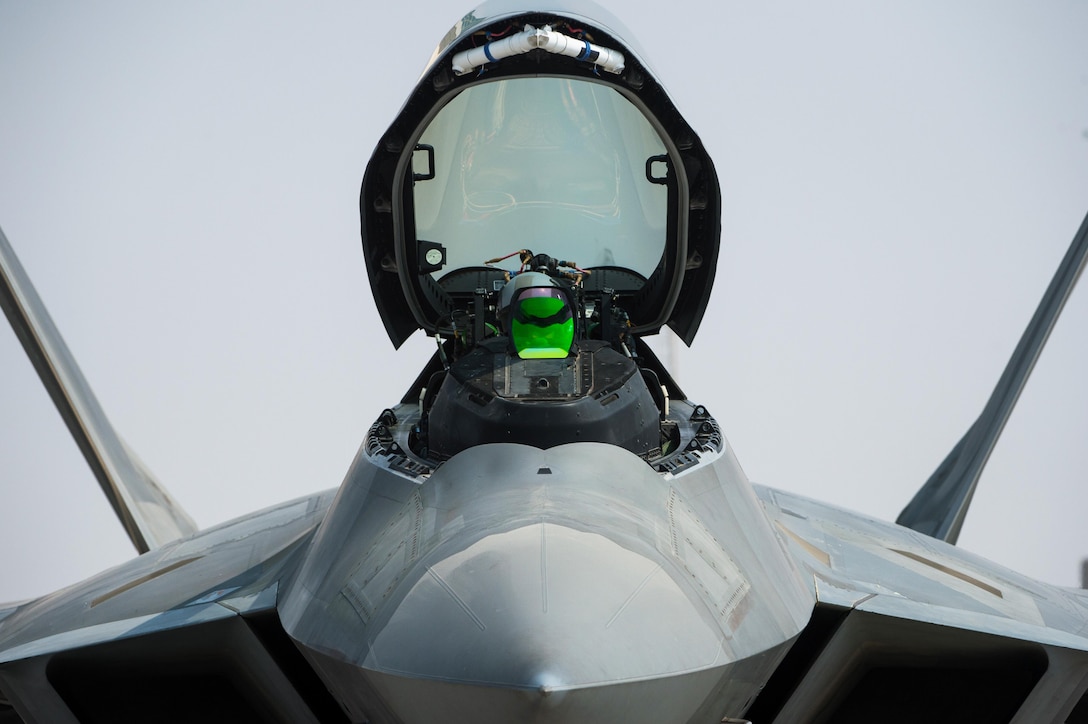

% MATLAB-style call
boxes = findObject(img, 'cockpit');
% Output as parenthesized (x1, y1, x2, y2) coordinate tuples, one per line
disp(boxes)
(400, 70, 681, 359)
(358, 5, 722, 467)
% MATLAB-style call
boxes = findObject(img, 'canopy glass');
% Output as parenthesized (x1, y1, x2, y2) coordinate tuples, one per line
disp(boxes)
(412, 76, 668, 282)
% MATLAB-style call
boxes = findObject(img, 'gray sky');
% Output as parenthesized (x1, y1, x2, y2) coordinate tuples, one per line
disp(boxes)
(1, 1, 1086, 602)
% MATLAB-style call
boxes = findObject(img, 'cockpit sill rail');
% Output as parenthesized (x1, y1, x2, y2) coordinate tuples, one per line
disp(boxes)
(362, 398, 726, 483)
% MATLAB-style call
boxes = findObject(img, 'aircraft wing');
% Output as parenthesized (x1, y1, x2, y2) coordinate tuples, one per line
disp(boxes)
(8, 471, 1084, 723)
(749, 484, 1088, 721)
(0, 490, 340, 724)
(0, 226, 197, 553)
(0, 225, 349, 722)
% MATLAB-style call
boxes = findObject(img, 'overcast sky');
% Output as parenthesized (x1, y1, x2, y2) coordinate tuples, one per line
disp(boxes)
(1, 0, 1086, 603)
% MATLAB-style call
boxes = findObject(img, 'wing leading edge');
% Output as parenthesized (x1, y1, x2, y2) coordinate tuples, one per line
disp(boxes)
(752, 484, 1088, 722)
(897, 210, 1088, 543)
(0, 226, 197, 553)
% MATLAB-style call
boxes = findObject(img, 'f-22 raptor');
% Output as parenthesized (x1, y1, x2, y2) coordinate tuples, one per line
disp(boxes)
(2, 1, 1088, 722)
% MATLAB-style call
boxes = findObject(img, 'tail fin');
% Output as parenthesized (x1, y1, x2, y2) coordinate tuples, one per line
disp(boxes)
(897, 210, 1088, 543)
(0, 226, 197, 553)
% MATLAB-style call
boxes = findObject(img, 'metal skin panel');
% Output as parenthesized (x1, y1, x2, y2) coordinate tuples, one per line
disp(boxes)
(756, 485, 1088, 723)
(0, 492, 333, 665)
(281, 441, 813, 723)
(761, 485, 1088, 644)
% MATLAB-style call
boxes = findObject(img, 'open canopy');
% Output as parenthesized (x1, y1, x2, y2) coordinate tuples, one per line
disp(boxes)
(360, 0, 720, 348)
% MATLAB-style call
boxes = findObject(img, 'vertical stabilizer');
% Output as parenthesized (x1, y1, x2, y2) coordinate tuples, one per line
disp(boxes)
(897, 210, 1088, 543)
(0, 227, 197, 553)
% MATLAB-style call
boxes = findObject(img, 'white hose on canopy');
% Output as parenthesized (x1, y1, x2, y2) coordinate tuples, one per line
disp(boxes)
(452, 24, 625, 76)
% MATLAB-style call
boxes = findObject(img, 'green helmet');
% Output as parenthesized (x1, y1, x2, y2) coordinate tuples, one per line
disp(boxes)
(508, 285, 574, 359)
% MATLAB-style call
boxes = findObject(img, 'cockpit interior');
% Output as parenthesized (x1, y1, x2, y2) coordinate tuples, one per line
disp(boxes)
(358, 11, 723, 478)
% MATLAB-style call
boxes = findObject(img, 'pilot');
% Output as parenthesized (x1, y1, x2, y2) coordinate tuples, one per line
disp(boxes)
(498, 272, 575, 359)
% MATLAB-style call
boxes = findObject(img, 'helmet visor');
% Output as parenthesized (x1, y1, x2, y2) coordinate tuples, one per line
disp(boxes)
(511, 288, 574, 359)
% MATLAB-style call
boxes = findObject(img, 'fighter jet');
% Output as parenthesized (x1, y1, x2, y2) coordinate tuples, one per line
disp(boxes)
(2, 1, 1087, 722)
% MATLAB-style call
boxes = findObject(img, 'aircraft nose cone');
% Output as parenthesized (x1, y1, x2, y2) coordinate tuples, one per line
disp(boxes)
(360, 522, 731, 722)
